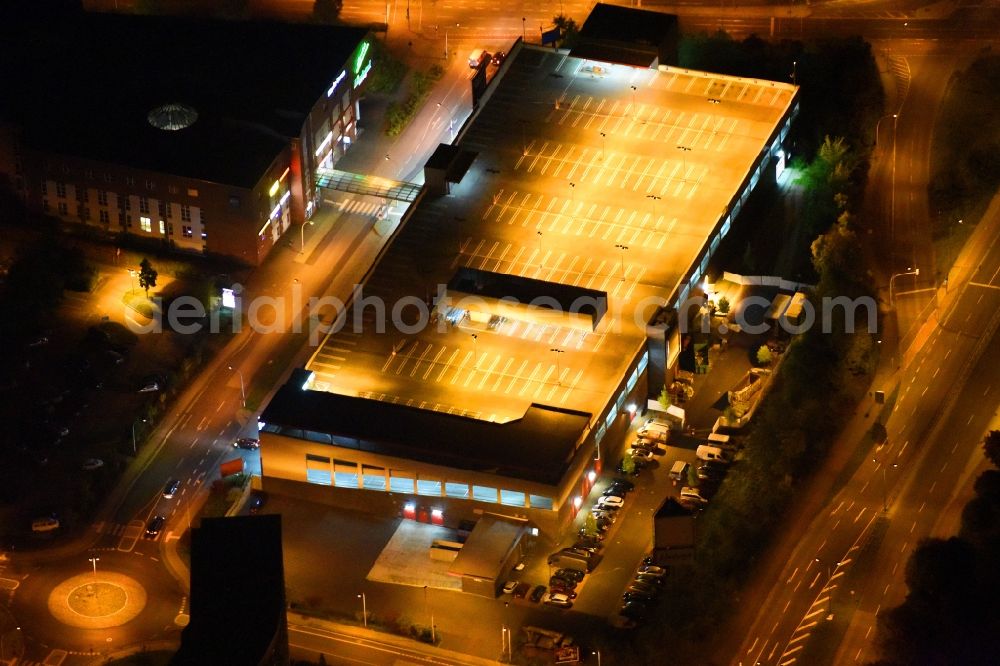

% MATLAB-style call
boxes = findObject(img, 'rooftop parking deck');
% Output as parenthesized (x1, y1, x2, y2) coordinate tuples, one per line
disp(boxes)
(306, 44, 797, 423)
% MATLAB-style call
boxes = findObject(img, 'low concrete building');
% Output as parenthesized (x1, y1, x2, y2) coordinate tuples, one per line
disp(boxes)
(448, 514, 527, 597)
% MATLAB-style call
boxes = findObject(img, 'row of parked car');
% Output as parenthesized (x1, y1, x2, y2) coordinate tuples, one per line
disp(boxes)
(616, 557, 666, 626)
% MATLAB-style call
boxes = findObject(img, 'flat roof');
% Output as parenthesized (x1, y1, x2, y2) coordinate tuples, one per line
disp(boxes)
(449, 515, 524, 580)
(572, 3, 679, 68)
(0, 10, 367, 188)
(305, 42, 797, 424)
(262, 371, 591, 486)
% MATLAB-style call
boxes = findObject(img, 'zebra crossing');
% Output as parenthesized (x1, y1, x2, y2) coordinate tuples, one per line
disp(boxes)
(323, 196, 386, 218)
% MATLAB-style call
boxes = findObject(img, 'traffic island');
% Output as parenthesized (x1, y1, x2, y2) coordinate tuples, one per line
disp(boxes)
(47, 572, 147, 629)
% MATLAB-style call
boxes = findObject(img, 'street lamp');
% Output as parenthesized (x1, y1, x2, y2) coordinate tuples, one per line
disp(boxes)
(522, 17, 526, 42)
(423, 585, 435, 644)
(299, 221, 313, 254)
(569, 181, 576, 205)
(615, 244, 629, 281)
(471, 333, 479, 367)
(0, 626, 21, 662)
(874, 457, 899, 512)
(550, 348, 564, 385)
(599, 131, 607, 160)
(594, 650, 602, 666)
(630, 85, 637, 117)
(444, 23, 459, 59)
(127, 268, 136, 294)
(876, 113, 899, 245)
(89, 556, 100, 577)
(875, 113, 897, 149)
(131, 417, 147, 455)
(228, 365, 246, 407)
(889, 267, 919, 308)
(676, 145, 692, 181)
(357, 592, 367, 628)
(646, 194, 661, 221)
(536, 230, 544, 266)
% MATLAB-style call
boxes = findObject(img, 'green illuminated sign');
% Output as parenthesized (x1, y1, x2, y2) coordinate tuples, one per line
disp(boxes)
(353, 41, 370, 74)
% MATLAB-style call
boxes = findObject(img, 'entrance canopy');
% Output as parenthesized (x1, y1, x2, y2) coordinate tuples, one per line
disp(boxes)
(315, 167, 421, 203)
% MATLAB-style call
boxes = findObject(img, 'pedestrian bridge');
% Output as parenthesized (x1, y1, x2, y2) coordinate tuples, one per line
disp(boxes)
(315, 168, 421, 203)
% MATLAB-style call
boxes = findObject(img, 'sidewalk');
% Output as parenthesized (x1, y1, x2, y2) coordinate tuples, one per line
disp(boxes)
(287, 611, 501, 666)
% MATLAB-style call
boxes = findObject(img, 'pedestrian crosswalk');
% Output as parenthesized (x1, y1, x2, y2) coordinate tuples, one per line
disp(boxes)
(323, 196, 387, 218)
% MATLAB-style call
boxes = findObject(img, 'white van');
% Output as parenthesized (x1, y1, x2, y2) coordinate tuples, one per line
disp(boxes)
(707, 432, 731, 446)
(637, 419, 670, 443)
(468, 49, 488, 68)
(669, 460, 690, 481)
(696, 445, 728, 463)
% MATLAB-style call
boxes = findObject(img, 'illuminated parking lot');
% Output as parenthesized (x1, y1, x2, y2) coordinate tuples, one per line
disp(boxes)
(306, 44, 797, 422)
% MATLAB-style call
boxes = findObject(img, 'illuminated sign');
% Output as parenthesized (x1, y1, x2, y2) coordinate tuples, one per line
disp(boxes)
(326, 70, 346, 98)
(351, 41, 372, 89)
(353, 60, 372, 89)
(268, 180, 280, 197)
(221, 288, 236, 309)
(353, 41, 370, 74)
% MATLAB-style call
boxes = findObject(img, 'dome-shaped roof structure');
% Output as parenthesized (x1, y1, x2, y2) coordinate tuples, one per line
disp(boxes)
(147, 103, 198, 131)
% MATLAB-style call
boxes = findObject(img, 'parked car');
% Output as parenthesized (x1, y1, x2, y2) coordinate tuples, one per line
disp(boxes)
(248, 491, 268, 514)
(578, 527, 605, 541)
(529, 585, 547, 603)
(638, 565, 666, 577)
(576, 535, 602, 550)
(163, 479, 180, 499)
(604, 481, 633, 496)
(502, 580, 518, 595)
(597, 495, 624, 509)
(548, 584, 577, 599)
(514, 582, 531, 599)
(555, 568, 585, 583)
(620, 601, 649, 620)
(491, 51, 506, 66)
(144, 515, 165, 538)
(628, 447, 654, 462)
(635, 572, 664, 586)
(31, 515, 60, 533)
(679, 486, 708, 506)
(550, 575, 577, 590)
(81, 458, 104, 471)
(544, 592, 573, 608)
(632, 437, 659, 452)
(698, 460, 729, 481)
(609, 477, 635, 492)
(627, 581, 658, 596)
(234, 437, 260, 450)
(623, 590, 655, 603)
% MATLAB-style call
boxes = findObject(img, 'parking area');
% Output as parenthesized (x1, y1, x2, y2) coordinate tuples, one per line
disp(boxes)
(303, 45, 797, 424)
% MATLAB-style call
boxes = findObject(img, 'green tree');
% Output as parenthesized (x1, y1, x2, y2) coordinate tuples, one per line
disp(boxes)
(138, 258, 158, 298)
(552, 15, 580, 48)
(621, 452, 635, 475)
(658, 385, 672, 410)
(687, 462, 700, 488)
(584, 512, 598, 537)
(984, 430, 1000, 468)
(312, 0, 342, 24)
(717, 296, 730, 314)
(756, 345, 773, 366)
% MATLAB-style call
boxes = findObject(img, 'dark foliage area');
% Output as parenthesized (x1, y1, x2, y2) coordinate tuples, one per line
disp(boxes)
(871, 465, 1000, 665)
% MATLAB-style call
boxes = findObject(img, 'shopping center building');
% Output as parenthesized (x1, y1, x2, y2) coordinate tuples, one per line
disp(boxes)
(0, 8, 370, 265)
(259, 13, 799, 539)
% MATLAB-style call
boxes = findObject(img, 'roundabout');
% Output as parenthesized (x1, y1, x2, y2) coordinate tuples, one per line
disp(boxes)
(47, 572, 147, 629)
